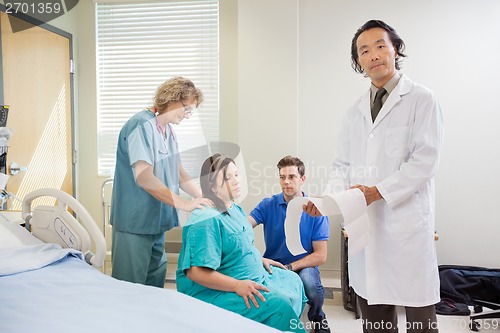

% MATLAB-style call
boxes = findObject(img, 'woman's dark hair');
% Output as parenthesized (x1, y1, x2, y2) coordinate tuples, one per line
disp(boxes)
(350, 20, 407, 75)
(200, 153, 235, 214)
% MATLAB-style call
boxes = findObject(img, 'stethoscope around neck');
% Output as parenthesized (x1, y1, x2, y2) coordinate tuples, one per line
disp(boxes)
(155, 114, 176, 155)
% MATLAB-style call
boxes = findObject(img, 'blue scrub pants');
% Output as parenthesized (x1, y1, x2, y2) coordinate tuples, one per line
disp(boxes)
(298, 266, 326, 321)
(111, 228, 167, 288)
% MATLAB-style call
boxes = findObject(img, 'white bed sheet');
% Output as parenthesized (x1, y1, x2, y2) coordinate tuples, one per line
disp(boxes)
(0, 221, 282, 333)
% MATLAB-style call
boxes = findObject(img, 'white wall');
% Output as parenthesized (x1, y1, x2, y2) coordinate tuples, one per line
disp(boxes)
(47, 0, 500, 273)
(235, 0, 500, 271)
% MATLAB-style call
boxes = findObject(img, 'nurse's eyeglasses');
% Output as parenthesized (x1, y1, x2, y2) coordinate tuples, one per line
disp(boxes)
(180, 100, 197, 117)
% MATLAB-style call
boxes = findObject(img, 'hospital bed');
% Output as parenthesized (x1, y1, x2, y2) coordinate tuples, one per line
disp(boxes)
(0, 188, 283, 333)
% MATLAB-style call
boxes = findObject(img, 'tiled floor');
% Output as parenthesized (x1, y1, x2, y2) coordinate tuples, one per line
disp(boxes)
(322, 294, 500, 333)
(107, 260, 500, 333)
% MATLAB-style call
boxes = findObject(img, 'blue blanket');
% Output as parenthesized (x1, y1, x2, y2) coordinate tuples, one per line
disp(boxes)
(0, 221, 282, 333)
(0, 243, 83, 276)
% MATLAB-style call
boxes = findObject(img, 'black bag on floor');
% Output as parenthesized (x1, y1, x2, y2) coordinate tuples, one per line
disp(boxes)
(439, 265, 500, 306)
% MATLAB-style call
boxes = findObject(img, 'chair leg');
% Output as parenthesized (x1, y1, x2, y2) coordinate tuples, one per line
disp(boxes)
(470, 300, 500, 332)
(474, 299, 500, 311)
(471, 309, 500, 320)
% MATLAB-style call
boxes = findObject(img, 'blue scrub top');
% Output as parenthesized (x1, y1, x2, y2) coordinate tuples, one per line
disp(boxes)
(250, 192, 330, 264)
(110, 109, 180, 234)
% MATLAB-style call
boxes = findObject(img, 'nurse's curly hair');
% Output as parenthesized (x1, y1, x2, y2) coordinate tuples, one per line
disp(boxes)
(153, 76, 203, 114)
(350, 20, 407, 75)
(200, 153, 235, 214)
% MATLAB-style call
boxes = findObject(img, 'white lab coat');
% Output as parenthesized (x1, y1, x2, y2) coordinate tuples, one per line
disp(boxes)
(329, 74, 443, 306)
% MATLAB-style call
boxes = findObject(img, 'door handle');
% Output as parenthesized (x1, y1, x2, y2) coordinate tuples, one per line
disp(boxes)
(9, 162, 27, 175)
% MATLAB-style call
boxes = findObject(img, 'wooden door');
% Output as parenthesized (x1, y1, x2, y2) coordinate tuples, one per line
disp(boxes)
(0, 12, 73, 210)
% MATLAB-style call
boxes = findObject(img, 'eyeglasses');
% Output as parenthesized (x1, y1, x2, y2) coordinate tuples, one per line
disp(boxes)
(179, 100, 197, 117)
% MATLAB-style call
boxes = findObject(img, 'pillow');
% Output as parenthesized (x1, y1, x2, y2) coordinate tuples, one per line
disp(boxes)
(0, 221, 43, 249)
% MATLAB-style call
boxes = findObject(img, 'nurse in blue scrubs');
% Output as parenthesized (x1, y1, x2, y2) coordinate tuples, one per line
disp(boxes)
(176, 153, 307, 333)
(110, 77, 212, 287)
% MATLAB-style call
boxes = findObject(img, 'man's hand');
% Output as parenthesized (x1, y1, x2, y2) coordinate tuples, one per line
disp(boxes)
(351, 185, 383, 206)
(303, 200, 323, 217)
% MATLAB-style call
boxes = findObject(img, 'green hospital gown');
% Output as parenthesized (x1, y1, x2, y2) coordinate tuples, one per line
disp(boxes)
(176, 204, 307, 333)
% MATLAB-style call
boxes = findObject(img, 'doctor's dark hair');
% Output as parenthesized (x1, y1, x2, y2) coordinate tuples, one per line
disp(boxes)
(200, 153, 235, 214)
(277, 155, 305, 177)
(350, 20, 407, 75)
(153, 76, 203, 114)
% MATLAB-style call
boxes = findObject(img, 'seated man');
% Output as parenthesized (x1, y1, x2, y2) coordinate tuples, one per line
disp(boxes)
(248, 155, 331, 333)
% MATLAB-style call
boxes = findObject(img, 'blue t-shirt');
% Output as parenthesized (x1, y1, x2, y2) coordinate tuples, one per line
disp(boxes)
(110, 109, 180, 234)
(249, 193, 330, 264)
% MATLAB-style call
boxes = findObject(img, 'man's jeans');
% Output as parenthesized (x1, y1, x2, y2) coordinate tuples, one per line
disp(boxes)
(297, 266, 326, 321)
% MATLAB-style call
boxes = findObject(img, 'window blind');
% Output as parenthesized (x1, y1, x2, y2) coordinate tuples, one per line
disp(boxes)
(96, 0, 219, 176)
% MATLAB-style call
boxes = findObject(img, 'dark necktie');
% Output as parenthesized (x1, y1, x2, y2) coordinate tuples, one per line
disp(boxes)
(371, 88, 387, 122)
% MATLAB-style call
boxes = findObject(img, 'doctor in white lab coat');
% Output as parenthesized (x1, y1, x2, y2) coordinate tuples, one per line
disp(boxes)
(306, 20, 443, 333)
